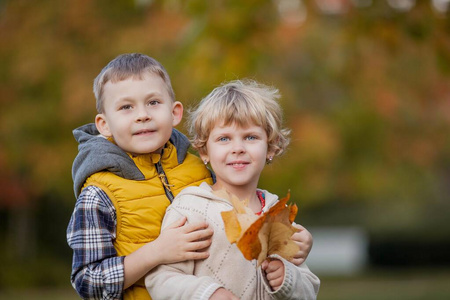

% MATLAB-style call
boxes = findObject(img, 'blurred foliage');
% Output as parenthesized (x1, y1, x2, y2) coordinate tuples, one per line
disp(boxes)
(0, 0, 450, 288)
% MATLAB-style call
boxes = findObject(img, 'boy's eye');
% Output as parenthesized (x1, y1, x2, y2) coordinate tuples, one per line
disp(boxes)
(120, 104, 132, 110)
(148, 100, 160, 106)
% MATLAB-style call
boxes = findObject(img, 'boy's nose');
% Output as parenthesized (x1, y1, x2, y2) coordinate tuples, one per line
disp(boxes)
(136, 108, 151, 122)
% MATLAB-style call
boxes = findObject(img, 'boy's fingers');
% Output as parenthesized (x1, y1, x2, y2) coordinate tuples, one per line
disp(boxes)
(183, 221, 210, 233)
(188, 238, 212, 251)
(292, 223, 305, 231)
(291, 257, 305, 266)
(166, 216, 187, 229)
(185, 227, 214, 241)
(187, 251, 210, 260)
(293, 249, 306, 258)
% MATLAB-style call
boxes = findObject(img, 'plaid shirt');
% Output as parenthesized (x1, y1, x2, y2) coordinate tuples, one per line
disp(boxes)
(67, 185, 125, 299)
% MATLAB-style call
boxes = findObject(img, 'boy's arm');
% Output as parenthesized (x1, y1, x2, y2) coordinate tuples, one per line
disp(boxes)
(67, 186, 124, 299)
(67, 186, 214, 298)
(145, 205, 223, 300)
(123, 215, 213, 289)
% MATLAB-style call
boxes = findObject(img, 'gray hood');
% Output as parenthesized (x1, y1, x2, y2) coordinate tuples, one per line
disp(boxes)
(72, 123, 191, 198)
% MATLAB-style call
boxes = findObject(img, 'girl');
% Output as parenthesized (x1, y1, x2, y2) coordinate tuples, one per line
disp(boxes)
(145, 80, 320, 300)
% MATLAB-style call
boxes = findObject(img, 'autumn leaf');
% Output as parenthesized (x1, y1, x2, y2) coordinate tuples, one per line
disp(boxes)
(218, 189, 299, 265)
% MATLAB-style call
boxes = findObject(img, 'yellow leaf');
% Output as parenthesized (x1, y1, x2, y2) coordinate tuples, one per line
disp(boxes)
(221, 210, 241, 243)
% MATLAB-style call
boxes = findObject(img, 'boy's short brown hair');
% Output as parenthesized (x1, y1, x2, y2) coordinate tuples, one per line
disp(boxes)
(93, 53, 175, 113)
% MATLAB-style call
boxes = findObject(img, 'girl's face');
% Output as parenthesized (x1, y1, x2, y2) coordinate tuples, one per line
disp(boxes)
(201, 122, 274, 195)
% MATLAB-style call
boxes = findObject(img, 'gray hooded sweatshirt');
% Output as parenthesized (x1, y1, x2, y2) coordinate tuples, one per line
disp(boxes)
(71, 123, 191, 198)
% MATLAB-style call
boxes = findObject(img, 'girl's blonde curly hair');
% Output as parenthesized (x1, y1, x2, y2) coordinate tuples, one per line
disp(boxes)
(187, 79, 290, 158)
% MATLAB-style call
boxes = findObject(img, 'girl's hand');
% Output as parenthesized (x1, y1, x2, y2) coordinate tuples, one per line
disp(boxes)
(261, 259, 285, 291)
(209, 288, 239, 300)
(153, 216, 214, 264)
(290, 223, 313, 266)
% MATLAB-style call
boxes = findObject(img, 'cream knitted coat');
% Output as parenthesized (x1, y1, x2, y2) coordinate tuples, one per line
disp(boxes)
(145, 182, 320, 300)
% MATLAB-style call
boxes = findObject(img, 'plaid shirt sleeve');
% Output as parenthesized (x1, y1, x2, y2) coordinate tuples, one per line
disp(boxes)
(67, 185, 125, 299)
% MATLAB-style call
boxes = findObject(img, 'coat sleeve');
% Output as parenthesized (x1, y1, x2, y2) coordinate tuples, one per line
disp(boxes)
(260, 255, 320, 300)
(145, 204, 223, 300)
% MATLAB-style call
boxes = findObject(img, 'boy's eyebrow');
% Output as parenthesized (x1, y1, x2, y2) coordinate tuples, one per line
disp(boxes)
(116, 92, 165, 102)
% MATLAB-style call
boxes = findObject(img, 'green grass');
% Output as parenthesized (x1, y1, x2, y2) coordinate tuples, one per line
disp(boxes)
(318, 268, 450, 300)
(0, 269, 449, 300)
(0, 288, 80, 300)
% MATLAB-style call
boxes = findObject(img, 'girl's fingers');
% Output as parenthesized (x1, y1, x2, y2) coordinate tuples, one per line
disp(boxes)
(265, 269, 282, 281)
(261, 260, 269, 270)
(270, 278, 283, 287)
(265, 261, 282, 273)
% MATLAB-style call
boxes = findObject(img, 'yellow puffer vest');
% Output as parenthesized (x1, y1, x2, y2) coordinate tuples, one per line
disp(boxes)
(83, 141, 213, 300)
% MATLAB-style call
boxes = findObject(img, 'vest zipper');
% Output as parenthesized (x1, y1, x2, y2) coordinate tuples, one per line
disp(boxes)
(155, 160, 175, 202)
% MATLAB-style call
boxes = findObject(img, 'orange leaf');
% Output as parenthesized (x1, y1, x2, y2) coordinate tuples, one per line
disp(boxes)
(219, 189, 300, 265)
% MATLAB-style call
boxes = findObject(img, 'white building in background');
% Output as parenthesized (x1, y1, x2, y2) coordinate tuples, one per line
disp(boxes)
(307, 227, 369, 275)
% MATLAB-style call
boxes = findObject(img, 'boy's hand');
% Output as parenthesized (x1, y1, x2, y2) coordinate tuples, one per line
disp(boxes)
(123, 217, 213, 289)
(290, 223, 313, 266)
(209, 288, 239, 300)
(261, 259, 285, 291)
(154, 216, 214, 264)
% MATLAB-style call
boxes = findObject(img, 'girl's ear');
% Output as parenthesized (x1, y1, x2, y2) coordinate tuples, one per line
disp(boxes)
(172, 101, 183, 127)
(199, 151, 209, 165)
(95, 114, 112, 137)
(266, 148, 276, 164)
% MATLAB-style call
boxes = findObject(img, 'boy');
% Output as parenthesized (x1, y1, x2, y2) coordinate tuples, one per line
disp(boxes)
(67, 53, 215, 300)
(67, 53, 313, 300)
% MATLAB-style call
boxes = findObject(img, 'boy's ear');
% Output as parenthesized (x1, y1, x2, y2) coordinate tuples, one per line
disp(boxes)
(95, 114, 112, 137)
(172, 101, 183, 127)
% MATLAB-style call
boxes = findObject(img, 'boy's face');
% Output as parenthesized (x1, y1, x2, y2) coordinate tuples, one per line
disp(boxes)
(200, 122, 275, 194)
(95, 72, 183, 156)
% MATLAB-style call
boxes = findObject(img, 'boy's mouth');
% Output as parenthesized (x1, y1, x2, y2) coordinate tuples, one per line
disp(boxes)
(134, 129, 156, 135)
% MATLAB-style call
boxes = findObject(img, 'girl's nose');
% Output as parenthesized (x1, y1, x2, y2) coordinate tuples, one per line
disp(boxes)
(231, 140, 245, 154)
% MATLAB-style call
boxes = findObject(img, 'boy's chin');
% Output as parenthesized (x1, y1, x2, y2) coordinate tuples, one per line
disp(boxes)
(131, 147, 164, 156)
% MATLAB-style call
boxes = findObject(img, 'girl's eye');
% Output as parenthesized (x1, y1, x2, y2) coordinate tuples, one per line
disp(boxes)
(218, 136, 229, 142)
(246, 135, 258, 141)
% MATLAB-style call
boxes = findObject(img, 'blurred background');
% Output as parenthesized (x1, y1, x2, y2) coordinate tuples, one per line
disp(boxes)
(1, 0, 450, 299)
